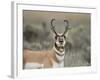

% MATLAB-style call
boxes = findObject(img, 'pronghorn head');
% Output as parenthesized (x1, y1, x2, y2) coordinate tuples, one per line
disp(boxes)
(51, 19, 69, 52)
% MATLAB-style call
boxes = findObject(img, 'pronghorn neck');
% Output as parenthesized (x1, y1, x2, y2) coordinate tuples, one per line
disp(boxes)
(53, 46, 65, 63)
(54, 43, 65, 56)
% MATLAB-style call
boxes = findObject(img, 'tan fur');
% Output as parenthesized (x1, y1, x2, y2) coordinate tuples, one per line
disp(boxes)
(23, 48, 59, 68)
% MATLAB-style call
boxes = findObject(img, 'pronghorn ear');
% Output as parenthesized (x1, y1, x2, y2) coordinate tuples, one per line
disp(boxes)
(51, 32, 58, 40)
(62, 31, 68, 39)
(64, 31, 69, 38)
(50, 28, 58, 38)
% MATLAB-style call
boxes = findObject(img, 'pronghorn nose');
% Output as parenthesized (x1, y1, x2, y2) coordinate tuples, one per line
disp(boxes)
(59, 39, 63, 43)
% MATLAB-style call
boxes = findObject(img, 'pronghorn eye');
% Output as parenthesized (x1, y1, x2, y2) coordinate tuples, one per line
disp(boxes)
(62, 35, 66, 40)
(64, 35, 66, 39)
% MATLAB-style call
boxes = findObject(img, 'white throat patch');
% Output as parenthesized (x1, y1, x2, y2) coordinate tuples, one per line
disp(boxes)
(53, 47, 65, 56)
(53, 47, 65, 62)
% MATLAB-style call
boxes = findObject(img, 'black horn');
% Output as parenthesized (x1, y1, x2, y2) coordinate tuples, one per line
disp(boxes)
(63, 20, 69, 35)
(51, 18, 57, 35)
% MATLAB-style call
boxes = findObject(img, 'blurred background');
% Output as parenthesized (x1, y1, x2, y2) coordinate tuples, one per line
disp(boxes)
(23, 10, 91, 67)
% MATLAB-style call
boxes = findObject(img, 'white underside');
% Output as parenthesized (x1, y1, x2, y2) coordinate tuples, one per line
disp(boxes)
(24, 61, 64, 69)
(52, 61, 64, 68)
(24, 63, 44, 69)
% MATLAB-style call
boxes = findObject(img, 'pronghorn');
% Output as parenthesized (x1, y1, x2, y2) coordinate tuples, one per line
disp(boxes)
(23, 19, 70, 69)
